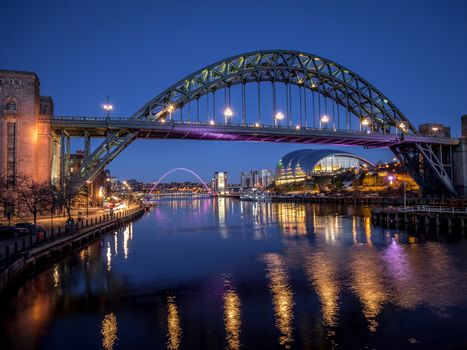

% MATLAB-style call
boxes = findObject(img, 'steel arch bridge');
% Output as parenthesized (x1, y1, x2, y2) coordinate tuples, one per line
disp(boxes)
(149, 168, 212, 194)
(51, 50, 459, 195)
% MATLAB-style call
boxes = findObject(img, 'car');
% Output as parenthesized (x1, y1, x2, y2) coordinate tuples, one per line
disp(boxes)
(0, 225, 22, 238)
(14, 223, 45, 235)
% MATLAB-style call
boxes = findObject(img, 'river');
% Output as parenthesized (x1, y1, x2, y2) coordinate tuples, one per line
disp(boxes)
(1, 198, 467, 349)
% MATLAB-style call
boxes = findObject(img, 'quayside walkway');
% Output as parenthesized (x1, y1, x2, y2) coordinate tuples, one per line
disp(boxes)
(0, 206, 144, 291)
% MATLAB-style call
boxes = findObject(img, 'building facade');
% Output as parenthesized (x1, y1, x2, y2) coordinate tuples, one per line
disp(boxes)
(275, 149, 373, 186)
(214, 171, 228, 194)
(419, 123, 451, 137)
(0, 70, 54, 185)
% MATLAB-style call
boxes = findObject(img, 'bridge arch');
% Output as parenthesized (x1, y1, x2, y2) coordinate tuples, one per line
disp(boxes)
(132, 49, 416, 135)
(149, 168, 212, 194)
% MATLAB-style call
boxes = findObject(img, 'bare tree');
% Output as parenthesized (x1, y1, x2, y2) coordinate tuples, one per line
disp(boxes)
(14, 175, 52, 230)
(50, 177, 81, 221)
(0, 175, 15, 225)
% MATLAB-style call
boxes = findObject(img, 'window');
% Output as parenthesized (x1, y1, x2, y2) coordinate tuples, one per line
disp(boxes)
(6, 122, 16, 187)
(6, 100, 16, 111)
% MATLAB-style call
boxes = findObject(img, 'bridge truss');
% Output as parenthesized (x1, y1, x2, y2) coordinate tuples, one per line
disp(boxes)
(54, 50, 458, 195)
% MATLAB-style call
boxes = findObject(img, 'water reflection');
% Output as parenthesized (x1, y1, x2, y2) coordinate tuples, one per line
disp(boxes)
(275, 204, 307, 236)
(52, 264, 60, 288)
(123, 224, 132, 260)
(167, 295, 182, 350)
(349, 248, 388, 331)
(1, 201, 467, 350)
(101, 313, 118, 350)
(263, 253, 294, 349)
(223, 276, 241, 350)
(106, 241, 112, 271)
(305, 251, 340, 330)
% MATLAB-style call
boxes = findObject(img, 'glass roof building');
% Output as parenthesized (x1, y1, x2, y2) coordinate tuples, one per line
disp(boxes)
(275, 149, 374, 185)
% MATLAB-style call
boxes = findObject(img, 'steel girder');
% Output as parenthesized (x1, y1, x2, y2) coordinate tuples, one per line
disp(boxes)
(390, 143, 456, 195)
(69, 130, 138, 193)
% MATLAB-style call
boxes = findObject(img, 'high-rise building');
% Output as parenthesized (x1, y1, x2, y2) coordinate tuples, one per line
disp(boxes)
(240, 171, 249, 188)
(214, 171, 228, 194)
(0, 70, 55, 185)
(260, 169, 274, 188)
(250, 170, 260, 187)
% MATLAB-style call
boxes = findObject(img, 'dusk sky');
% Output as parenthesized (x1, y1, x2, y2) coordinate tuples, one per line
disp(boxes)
(3, 0, 467, 183)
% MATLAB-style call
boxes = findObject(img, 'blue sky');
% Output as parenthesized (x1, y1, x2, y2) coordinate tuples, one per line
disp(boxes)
(3, 0, 467, 183)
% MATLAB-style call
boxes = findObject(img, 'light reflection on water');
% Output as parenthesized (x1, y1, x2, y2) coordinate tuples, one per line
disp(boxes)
(264, 253, 294, 349)
(167, 295, 182, 350)
(101, 313, 118, 350)
(0, 199, 466, 349)
(223, 275, 241, 350)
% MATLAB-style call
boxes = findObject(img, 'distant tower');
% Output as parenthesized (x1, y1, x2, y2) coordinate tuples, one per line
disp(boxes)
(214, 171, 228, 194)
(0, 70, 54, 184)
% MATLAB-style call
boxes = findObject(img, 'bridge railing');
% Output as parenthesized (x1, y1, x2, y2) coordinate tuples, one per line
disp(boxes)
(53, 116, 401, 136)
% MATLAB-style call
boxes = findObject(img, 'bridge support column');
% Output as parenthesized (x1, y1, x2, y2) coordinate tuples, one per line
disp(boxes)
(84, 130, 91, 157)
(59, 130, 71, 186)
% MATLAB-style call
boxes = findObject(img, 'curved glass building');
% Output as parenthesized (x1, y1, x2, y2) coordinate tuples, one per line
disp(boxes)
(275, 149, 374, 185)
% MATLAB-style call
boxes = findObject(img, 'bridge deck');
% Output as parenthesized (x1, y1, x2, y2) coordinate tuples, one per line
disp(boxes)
(51, 116, 459, 148)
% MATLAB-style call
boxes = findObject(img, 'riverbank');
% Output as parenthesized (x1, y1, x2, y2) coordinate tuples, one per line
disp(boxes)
(0, 206, 144, 292)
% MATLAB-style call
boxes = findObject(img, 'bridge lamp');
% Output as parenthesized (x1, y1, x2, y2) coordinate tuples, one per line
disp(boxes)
(224, 107, 233, 124)
(209, 119, 215, 125)
(432, 126, 439, 132)
(361, 118, 371, 127)
(295, 125, 300, 130)
(398, 122, 407, 131)
(160, 118, 166, 123)
(103, 103, 113, 118)
(167, 105, 175, 120)
(320, 115, 329, 129)
(224, 107, 233, 117)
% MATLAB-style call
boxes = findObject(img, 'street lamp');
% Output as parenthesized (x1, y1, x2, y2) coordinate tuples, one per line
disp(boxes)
(275, 111, 284, 126)
(320, 115, 329, 129)
(103, 96, 113, 119)
(85, 180, 91, 217)
(123, 181, 131, 206)
(167, 104, 175, 120)
(224, 107, 233, 124)
(398, 122, 407, 132)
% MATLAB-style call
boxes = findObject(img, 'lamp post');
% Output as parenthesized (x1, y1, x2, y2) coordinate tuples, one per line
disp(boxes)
(167, 105, 174, 121)
(123, 181, 131, 206)
(361, 117, 371, 132)
(274, 112, 284, 126)
(86, 180, 90, 217)
(103, 96, 113, 119)
(224, 107, 233, 125)
(320, 115, 329, 129)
